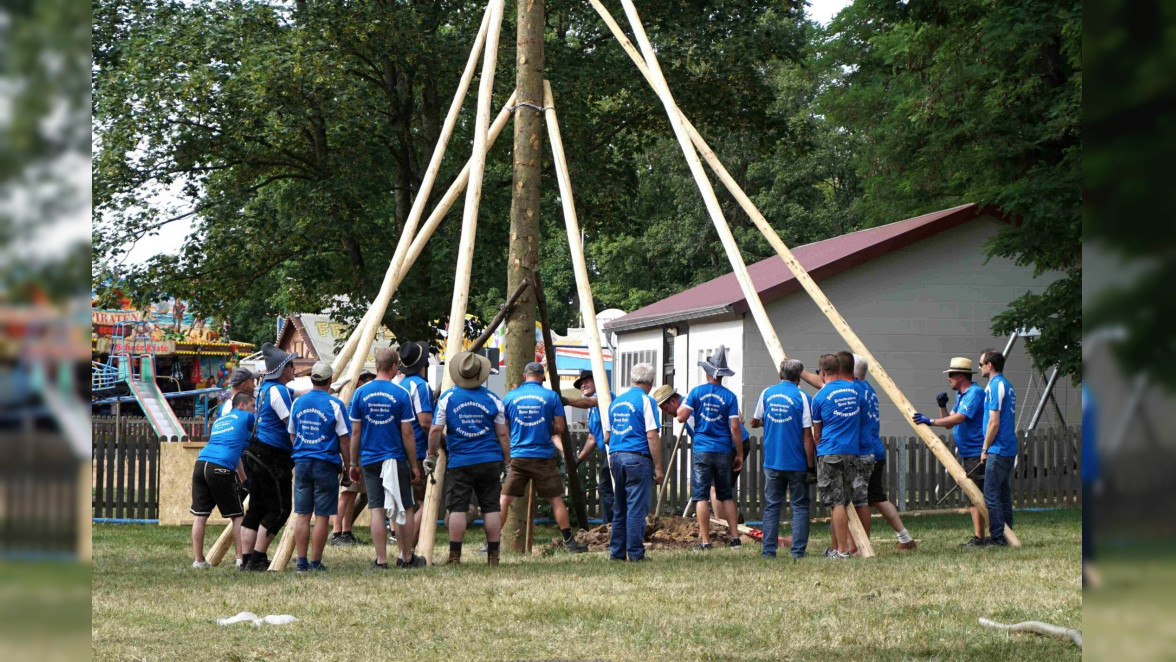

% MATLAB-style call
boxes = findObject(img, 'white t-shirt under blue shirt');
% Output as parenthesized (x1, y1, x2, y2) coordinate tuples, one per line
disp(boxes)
(680, 382, 740, 454)
(811, 379, 862, 457)
(435, 385, 507, 469)
(753, 380, 812, 472)
(348, 379, 416, 465)
(256, 380, 294, 452)
(503, 381, 566, 459)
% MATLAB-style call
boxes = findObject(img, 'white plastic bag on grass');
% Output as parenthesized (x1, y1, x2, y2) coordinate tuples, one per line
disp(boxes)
(216, 611, 299, 627)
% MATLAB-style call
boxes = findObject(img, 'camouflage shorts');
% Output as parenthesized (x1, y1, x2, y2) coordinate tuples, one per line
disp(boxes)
(817, 454, 856, 507)
(852, 457, 873, 507)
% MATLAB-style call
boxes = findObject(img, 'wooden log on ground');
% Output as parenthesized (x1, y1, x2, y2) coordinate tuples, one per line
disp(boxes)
(541, 80, 615, 502)
(587, 0, 1015, 547)
(979, 618, 1081, 649)
(417, 0, 507, 567)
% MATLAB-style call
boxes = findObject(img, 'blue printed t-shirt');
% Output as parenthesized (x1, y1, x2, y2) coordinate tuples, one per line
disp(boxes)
(605, 386, 659, 455)
(287, 389, 350, 465)
(952, 383, 986, 458)
(256, 380, 294, 452)
(435, 385, 506, 469)
(983, 374, 1018, 457)
(753, 381, 812, 472)
(197, 409, 256, 471)
(680, 383, 740, 454)
(348, 379, 416, 466)
(586, 391, 616, 455)
(503, 381, 566, 459)
(400, 373, 434, 461)
(1082, 385, 1099, 483)
(856, 380, 885, 461)
(811, 379, 862, 457)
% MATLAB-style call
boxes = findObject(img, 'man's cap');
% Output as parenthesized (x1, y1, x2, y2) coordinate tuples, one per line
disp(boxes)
(229, 367, 256, 388)
(311, 361, 334, 381)
(358, 369, 377, 381)
(450, 351, 492, 389)
(399, 341, 429, 373)
(943, 357, 976, 374)
(572, 369, 595, 389)
(650, 383, 678, 406)
(523, 361, 545, 375)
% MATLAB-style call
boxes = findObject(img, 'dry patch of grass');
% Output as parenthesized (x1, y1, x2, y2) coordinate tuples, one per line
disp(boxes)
(92, 510, 1082, 661)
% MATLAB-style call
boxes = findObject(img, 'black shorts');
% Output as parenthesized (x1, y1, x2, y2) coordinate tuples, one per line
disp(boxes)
(362, 459, 415, 511)
(961, 456, 986, 495)
(191, 460, 243, 518)
(867, 459, 888, 504)
(445, 461, 504, 514)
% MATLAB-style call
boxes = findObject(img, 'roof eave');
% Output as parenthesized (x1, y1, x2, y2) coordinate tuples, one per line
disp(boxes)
(604, 305, 734, 334)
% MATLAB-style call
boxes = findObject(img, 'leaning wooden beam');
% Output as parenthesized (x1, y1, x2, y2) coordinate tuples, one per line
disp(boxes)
(471, 277, 532, 351)
(589, 0, 1016, 547)
(653, 427, 688, 519)
(336, 4, 495, 407)
(417, 0, 507, 566)
(541, 79, 615, 516)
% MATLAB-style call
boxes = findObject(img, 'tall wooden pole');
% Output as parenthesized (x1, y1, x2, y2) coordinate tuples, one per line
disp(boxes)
(501, 0, 547, 553)
(416, 0, 507, 565)
(589, 0, 1016, 546)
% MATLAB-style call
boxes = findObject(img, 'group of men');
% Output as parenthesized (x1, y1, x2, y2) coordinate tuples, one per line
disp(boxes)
(189, 336, 1018, 570)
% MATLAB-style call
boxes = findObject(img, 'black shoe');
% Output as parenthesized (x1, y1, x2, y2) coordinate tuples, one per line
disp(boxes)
(960, 536, 986, 547)
(563, 537, 589, 553)
(245, 554, 270, 572)
(371, 560, 389, 569)
(336, 531, 363, 546)
(984, 537, 1009, 547)
(329, 532, 345, 546)
(397, 554, 427, 569)
(728, 538, 742, 549)
(692, 542, 714, 551)
(629, 555, 648, 562)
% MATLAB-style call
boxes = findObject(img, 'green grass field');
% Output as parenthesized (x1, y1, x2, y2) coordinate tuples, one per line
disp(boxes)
(91, 510, 1083, 661)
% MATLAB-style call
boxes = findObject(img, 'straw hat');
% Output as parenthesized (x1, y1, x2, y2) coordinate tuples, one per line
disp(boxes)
(650, 384, 678, 406)
(449, 351, 492, 389)
(942, 357, 976, 374)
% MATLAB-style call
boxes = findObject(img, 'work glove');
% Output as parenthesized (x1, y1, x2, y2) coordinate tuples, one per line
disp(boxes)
(936, 392, 950, 408)
(422, 456, 438, 475)
(912, 412, 933, 425)
(806, 467, 817, 485)
(561, 396, 571, 406)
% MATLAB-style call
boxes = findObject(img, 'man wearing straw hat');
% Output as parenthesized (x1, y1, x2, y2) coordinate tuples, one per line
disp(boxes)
(912, 356, 988, 546)
(428, 351, 511, 566)
(676, 345, 743, 550)
(239, 343, 297, 571)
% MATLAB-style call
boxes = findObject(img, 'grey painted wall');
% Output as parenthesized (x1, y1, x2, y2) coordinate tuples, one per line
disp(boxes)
(738, 215, 1081, 437)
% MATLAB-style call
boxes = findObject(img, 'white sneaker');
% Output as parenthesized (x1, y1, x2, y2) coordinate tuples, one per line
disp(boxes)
(192, 560, 211, 569)
(235, 559, 244, 568)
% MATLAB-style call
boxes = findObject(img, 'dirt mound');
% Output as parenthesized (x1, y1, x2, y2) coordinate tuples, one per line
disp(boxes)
(568, 516, 758, 552)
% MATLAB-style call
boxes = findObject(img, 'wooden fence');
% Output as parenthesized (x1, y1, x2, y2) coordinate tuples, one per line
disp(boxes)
(0, 431, 79, 555)
(91, 416, 1082, 523)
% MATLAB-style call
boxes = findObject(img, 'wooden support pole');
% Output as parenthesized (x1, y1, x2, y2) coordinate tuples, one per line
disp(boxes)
(653, 427, 688, 520)
(845, 508, 876, 558)
(531, 266, 591, 531)
(588, 0, 1016, 547)
(417, 0, 507, 566)
(78, 462, 91, 563)
(541, 80, 614, 487)
(471, 277, 532, 352)
(524, 484, 536, 552)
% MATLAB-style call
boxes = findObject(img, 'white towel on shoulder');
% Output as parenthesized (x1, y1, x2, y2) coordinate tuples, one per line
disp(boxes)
(380, 459, 408, 526)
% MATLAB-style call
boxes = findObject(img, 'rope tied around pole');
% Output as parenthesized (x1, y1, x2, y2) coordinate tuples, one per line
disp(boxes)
(509, 101, 553, 113)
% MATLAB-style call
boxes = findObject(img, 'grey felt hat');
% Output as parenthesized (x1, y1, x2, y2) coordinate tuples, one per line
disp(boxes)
(698, 345, 735, 378)
(260, 342, 297, 380)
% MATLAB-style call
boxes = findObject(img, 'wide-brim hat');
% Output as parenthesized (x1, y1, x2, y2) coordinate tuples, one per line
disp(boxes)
(650, 383, 677, 406)
(698, 345, 736, 378)
(572, 369, 595, 389)
(943, 357, 976, 374)
(260, 342, 297, 379)
(450, 351, 492, 389)
(399, 341, 429, 374)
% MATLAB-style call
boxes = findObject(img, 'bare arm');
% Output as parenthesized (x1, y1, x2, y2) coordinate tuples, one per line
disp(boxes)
(401, 421, 420, 484)
(577, 433, 598, 464)
(565, 395, 597, 409)
(416, 411, 433, 431)
(803, 427, 816, 467)
(729, 417, 744, 472)
(934, 412, 967, 427)
(552, 415, 567, 437)
(812, 422, 823, 448)
(427, 425, 443, 457)
(495, 422, 512, 463)
(800, 370, 823, 390)
(676, 405, 691, 424)
(750, 417, 763, 429)
(647, 430, 664, 484)
(338, 435, 351, 468)
(982, 414, 1000, 458)
(236, 459, 247, 484)
(349, 421, 363, 482)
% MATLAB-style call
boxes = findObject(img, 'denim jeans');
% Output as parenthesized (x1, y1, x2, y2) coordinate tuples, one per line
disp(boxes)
(609, 452, 653, 561)
(691, 452, 734, 502)
(598, 462, 614, 521)
(762, 468, 810, 558)
(983, 454, 1015, 541)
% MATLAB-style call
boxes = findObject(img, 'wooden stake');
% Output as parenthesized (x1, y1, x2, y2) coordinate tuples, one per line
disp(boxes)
(417, 0, 507, 566)
(653, 427, 688, 520)
(524, 483, 536, 552)
(845, 507, 876, 558)
(541, 80, 614, 487)
(588, 0, 1016, 547)
(78, 462, 91, 563)
(532, 266, 591, 531)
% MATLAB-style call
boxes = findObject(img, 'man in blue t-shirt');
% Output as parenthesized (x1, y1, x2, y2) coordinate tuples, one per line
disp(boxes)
(677, 345, 743, 551)
(604, 363, 664, 561)
(240, 342, 297, 572)
(331, 370, 375, 548)
(811, 353, 861, 559)
(287, 362, 352, 572)
(569, 369, 616, 520)
(499, 362, 588, 553)
(913, 356, 988, 545)
(428, 351, 511, 566)
(398, 341, 435, 548)
(190, 392, 254, 569)
(852, 355, 916, 552)
(348, 348, 422, 569)
(980, 349, 1017, 546)
(752, 359, 813, 559)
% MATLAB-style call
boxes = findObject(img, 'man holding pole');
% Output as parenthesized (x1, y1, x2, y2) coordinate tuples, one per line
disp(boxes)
(348, 349, 425, 569)
(190, 392, 254, 568)
(912, 357, 987, 545)
(811, 353, 860, 560)
(853, 354, 916, 551)
(428, 351, 512, 566)
(332, 369, 375, 548)
(979, 349, 1017, 547)
(751, 359, 814, 559)
(500, 362, 589, 553)
(569, 369, 615, 519)
(677, 346, 742, 550)
(604, 363, 664, 562)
